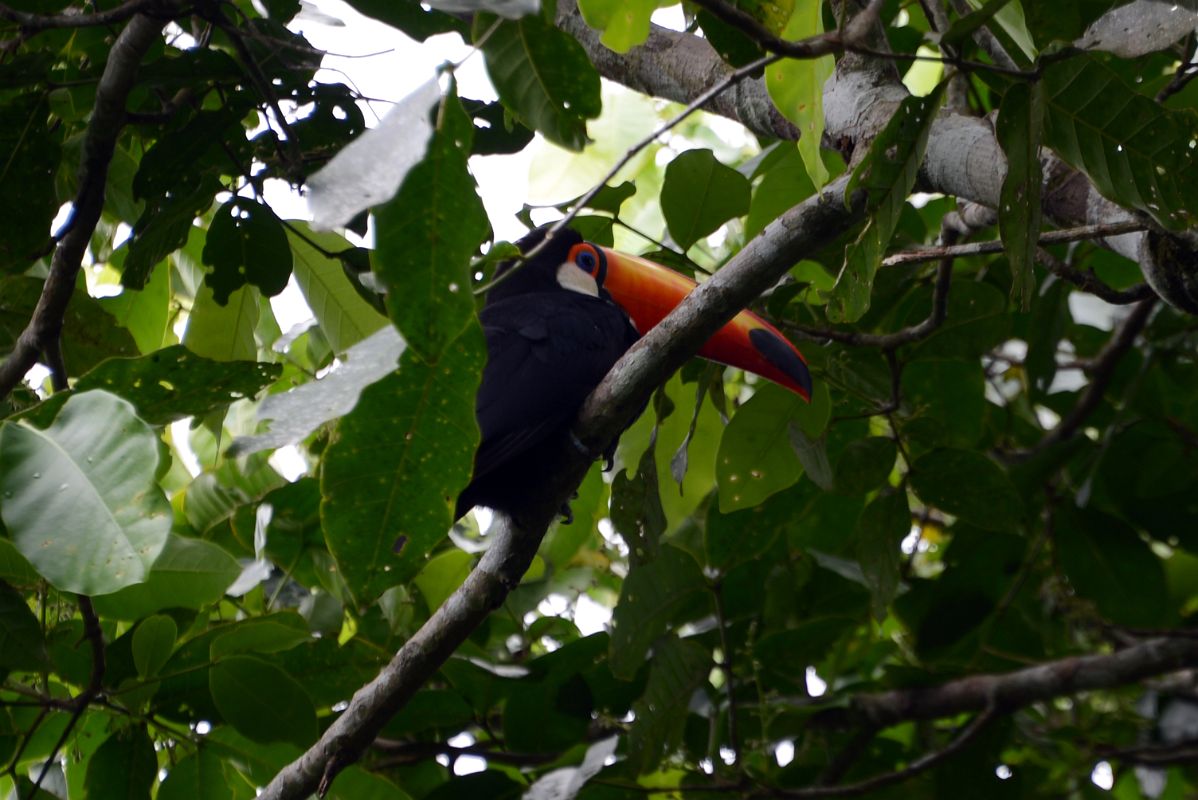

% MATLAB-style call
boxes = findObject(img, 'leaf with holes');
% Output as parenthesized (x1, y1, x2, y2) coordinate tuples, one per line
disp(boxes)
(1044, 53, 1198, 231)
(0, 391, 170, 595)
(322, 323, 483, 606)
(202, 198, 293, 305)
(375, 89, 488, 364)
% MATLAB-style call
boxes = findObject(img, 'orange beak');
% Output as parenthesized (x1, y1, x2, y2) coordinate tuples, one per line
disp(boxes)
(593, 246, 811, 400)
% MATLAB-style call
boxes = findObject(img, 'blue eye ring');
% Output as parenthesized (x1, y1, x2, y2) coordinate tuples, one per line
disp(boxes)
(576, 250, 597, 271)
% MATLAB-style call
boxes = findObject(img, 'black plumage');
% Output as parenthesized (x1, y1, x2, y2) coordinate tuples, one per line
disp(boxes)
(455, 227, 639, 520)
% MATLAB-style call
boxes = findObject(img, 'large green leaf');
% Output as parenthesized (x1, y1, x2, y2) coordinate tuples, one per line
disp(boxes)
(1044, 53, 1198, 231)
(286, 223, 388, 353)
(909, 448, 1023, 531)
(609, 545, 705, 679)
(184, 284, 260, 362)
(716, 382, 830, 512)
(158, 749, 229, 800)
(661, 149, 751, 250)
(91, 535, 241, 619)
(765, 2, 833, 188)
(84, 727, 157, 800)
(479, 12, 602, 151)
(99, 252, 173, 355)
(0, 391, 170, 595)
(855, 489, 910, 619)
(74, 345, 280, 425)
(321, 323, 483, 606)
(627, 636, 710, 774)
(1055, 506, 1171, 627)
(374, 90, 488, 364)
(827, 81, 946, 323)
(998, 81, 1045, 310)
(131, 614, 177, 679)
(210, 655, 317, 748)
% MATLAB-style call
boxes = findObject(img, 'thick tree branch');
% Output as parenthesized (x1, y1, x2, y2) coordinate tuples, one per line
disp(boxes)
(0, 14, 165, 400)
(813, 636, 1198, 729)
(262, 177, 865, 800)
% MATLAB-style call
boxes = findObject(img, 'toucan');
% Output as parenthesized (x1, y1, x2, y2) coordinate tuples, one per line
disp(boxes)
(454, 225, 812, 520)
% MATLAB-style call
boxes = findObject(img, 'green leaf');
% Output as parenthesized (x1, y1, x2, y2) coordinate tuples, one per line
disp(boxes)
(74, 345, 280, 425)
(210, 612, 311, 660)
(610, 546, 705, 679)
(91, 535, 241, 620)
(132, 614, 177, 678)
(184, 285, 260, 362)
(577, 0, 657, 52)
(412, 549, 473, 612)
(99, 253, 173, 355)
(910, 448, 1023, 531)
(716, 382, 830, 512)
(479, 12, 602, 151)
(855, 489, 910, 619)
(828, 81, 946, 323)
(0, 391, 170, 595)
(789, 424, 834, 491)
(84, 727, 157, 800)
(158, 749, 230, 800)
(1044, 53, 1198, 231)
(375, 90, 488, 363)
(834, 436, 896, 495)
(704, 488, 797, 572)
(940, 0, 1014, 48)
(0, 581, 47, 671)
(765, 4, 833, 188)
(661, 149, 752, 250)
(0, 539, 39, 588)
(901, 359, 985, 449)
(122, 175, 223, 290)
(202, 198, 293, 305)
(627, 636, 710, 774)
(0, 94, 59, 273)
(1055, 506, 1171, 627)
(209, 655, 317, 748)
(286, 223, 388, 353)
(998, 81, 1045, 310)
(322, 323, 483, 605)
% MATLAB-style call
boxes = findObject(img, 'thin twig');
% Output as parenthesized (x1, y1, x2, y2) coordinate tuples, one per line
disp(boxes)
(472, 51, 783, 297)
(1023, 297, 1157, 456)
(773, 709, 997, 798)
(710, 582, 740, 766)
(881, 220, 1149, 267)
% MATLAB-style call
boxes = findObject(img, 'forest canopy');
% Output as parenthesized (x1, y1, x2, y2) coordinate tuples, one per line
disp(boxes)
(1, 0, 1198, 798)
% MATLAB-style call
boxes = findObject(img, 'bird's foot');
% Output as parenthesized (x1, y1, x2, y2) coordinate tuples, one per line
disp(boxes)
(558, 502, 575, 524)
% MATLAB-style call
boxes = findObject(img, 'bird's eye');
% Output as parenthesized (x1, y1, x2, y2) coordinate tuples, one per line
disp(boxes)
(575, 249, 597, 272)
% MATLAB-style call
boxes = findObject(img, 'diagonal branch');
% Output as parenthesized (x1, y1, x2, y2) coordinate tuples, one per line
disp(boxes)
(0, 0, 183, 30)
(0, 13, 166, 400)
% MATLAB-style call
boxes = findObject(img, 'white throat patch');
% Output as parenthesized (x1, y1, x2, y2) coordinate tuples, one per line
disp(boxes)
(555, 261, 599, 297)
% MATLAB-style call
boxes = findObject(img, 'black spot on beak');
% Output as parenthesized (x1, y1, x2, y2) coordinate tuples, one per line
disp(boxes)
(750, 328, 813, 397)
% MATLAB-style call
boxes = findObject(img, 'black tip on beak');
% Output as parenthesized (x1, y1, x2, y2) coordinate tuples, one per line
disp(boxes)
(749, 328, 813, 398)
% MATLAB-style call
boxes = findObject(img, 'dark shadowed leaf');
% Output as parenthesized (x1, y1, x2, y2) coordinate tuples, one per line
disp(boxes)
(0, 581, 47, 671)
(157, 749, 229, 800)
(997, 81, 1044, 310)
(628, 635, 710, 774)
(910, 449, 1023, 531)
(84, 727, 156, 800)
(210, 655, 317, 747)
(855, 489, 910, 619)
(1055, 506, 1171, 627)
(202, 198, 293, 305)
(610, 546, 705, 679)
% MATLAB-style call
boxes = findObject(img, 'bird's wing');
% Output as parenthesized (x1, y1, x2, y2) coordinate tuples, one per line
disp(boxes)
(470, 292, 637, 483)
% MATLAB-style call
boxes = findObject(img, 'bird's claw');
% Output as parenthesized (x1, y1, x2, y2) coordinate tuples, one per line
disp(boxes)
(558, 503, 575, 524)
